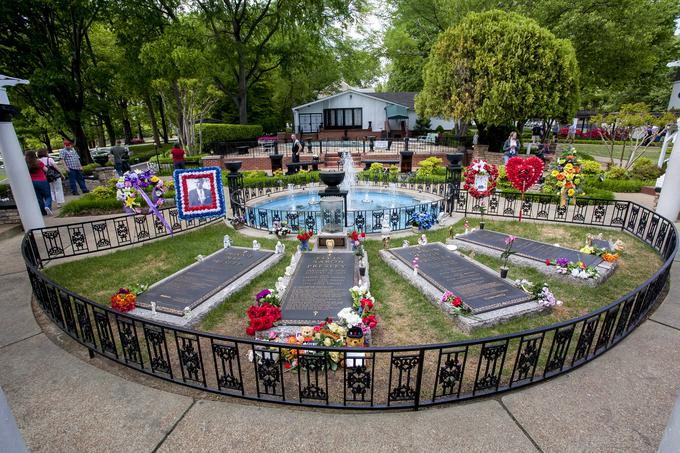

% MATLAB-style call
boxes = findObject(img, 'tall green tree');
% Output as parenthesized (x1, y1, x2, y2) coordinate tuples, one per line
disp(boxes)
(417, 10, 579, 132)
(0, 0, 104, 163)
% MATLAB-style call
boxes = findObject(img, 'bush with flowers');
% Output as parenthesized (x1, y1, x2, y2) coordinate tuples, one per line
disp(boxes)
(543, 150, 584, 205)
(111, 288, 137, 312)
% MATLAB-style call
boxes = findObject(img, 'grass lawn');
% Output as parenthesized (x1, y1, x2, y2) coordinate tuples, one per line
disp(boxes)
(567, 142, 665, 163)
(44, 217, 662, 346)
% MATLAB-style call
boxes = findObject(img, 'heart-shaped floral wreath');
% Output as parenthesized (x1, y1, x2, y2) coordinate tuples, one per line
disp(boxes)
(505, 156, 544, 193)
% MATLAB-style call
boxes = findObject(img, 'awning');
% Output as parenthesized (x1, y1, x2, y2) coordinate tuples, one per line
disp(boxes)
(385, 104, 409, 119)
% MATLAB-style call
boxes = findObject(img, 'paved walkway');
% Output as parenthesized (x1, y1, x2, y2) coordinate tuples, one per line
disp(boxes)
(1, 228, 680, 452)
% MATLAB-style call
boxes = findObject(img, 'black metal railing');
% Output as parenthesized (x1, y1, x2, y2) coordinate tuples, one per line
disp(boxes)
(22, 192, 677, 410)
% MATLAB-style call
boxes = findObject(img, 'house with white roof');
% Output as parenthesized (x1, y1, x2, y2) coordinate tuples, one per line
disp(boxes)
(292, 89, 455, 139)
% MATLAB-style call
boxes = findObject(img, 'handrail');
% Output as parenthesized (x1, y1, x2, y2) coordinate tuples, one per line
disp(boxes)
(23, 191, 677, 410)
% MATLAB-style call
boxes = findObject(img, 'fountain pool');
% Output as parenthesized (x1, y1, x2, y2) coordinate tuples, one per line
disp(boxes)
(250, 188, 429, 212)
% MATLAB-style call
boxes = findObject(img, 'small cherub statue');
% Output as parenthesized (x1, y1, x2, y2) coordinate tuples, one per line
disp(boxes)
(402, 240, 409, 248)
(223, 234, 231, 249)
(275, 241, 285, 254)
(252, 240, 261, 251)
(418, 234, 428, 246)
(183, 307, 192, 319)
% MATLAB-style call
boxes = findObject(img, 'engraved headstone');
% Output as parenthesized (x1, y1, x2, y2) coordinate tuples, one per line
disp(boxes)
(458, 230, 602, 267)
(136, 248, 273, 315)
(280, 252, 356, 322)
(390, 243, 532, 314)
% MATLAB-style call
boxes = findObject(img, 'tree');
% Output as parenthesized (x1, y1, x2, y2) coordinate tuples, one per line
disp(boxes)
(0, 0, 104, 163)
(416, 10, 579, 134)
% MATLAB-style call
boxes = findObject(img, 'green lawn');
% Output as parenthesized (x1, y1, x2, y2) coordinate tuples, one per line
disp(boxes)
(567, 142, 665, 163)
(44, 218, 661, 346)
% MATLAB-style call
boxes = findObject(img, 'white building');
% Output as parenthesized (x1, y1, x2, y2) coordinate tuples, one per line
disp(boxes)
(292, 89, 455, 138)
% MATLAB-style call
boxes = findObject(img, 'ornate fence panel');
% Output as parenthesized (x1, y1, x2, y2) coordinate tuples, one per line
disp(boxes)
(21, 195, 677, 410)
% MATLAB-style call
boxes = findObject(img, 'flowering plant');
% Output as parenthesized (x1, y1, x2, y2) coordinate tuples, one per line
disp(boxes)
(409, 212, 436, 230)
(272, 220, 291, 238)
(245, 302, 281, 336)
(543, 150, 583, 205)
(464, 159, 499, 198)
(545, 258, 598, 279)
(111, 288, 136, 312)
(347, 230, 366, 253)
(256, 288, 280, 307)
(348, 286, 378, 330)
(500, 235, 516, 268)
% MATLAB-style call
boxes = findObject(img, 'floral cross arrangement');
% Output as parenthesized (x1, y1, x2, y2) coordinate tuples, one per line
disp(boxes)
(409, 212, 436, 231)
(116, 168, 171, 232)
(545, 257, 599, 279)
(111, 288, 137, 313)
(441, 290, 469, 316)
(544, 150, 583, 206)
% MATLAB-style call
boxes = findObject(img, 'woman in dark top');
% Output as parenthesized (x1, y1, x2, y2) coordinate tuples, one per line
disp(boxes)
(26, 150, 52, 215)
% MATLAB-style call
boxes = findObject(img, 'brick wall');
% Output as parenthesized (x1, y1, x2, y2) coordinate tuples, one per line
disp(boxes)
(0, 209, 21, 225)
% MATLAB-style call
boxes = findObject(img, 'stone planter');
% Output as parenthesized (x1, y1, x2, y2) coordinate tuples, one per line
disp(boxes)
(319, 171, 345, 193)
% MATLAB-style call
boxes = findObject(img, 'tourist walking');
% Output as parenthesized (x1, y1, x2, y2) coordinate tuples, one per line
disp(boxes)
(171, 142, 185, 169)
(291, 134, 302, 163)
(110, 140, 127, 176)
(59, 140, 89, 195)
(531, 124, 542, 144)
(502, 131, 521, 164)
(25, 151, 52, 215)
(37, 149, 65, 207)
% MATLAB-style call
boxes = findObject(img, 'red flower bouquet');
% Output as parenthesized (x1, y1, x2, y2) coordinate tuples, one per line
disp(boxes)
(296, 231, 313, 242)
(245, 302, 281, 336)
(111, 288, 136, 312)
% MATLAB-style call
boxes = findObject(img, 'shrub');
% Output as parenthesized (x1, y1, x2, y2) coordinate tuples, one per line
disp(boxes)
(90, 185, 117, 200)
(367, 162, 385, 176)
(128, 144, 173, 164)
(416, 157, 444, 177)
(388, 164, 399, 176)
(198, 124, 263, 149)
(584, 178, 653, 193)
(59, 195, 122, 216)
(605, 166, 628, 180)
(580, 160, 602, 175)
(82, 163, 101, 175)
(629, 158, 662, 180)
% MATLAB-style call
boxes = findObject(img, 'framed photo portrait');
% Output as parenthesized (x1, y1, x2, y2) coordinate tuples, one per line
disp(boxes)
(174, 167, 226, 220)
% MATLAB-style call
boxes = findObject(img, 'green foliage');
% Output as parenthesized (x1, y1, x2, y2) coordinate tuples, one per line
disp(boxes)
(579, 160, 602, 175)
(82, 163, 101, 175)
(90, 185, 117, 200)
(128, 144, 173, 164)
(416, 157, 444, 177)
(629, 158, 662, 180)
(605, 166, 629, 180)
(59, 196, 122, 217)
(584, 177, 654, 193)
(198, 124, 263, 148)
(417, 10, 579, 125)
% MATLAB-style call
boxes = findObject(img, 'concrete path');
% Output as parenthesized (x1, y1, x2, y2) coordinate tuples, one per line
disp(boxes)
(1, 227, 680, 452)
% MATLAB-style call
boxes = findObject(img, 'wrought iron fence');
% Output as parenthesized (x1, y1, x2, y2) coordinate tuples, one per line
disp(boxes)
(22, 192, 677, 410)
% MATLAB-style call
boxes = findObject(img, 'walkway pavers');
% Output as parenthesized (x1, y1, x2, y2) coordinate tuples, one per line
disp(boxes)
(1, 221, 679, 451)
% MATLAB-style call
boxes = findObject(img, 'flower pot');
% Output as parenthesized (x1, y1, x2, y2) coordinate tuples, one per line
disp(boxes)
(500, 267, 509, 279)
(479, 222, 485, 230)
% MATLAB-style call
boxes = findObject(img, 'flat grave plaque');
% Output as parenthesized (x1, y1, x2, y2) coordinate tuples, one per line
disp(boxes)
(389, 243, 532, 314)
(137, 247, 273, 315)
(280, 252, 355, 323)
(458, 230, 602, 267)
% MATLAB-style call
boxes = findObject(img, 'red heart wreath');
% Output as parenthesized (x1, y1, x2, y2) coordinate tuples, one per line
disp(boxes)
(505, 156, 544, 193)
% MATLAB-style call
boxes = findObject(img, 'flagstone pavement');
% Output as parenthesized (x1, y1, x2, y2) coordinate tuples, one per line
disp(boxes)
(0, 221, 679, 453)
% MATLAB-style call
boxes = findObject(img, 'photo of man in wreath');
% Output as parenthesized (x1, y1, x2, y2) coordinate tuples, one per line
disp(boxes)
(187, 177, 213, 207)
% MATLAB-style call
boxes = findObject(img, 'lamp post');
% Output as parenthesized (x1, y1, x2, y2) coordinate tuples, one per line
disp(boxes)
(0, 75, 44, 231)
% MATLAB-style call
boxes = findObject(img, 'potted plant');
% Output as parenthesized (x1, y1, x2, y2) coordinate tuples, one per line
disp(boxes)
(499, 235, 516, 278)
(296, 230, 313, 251)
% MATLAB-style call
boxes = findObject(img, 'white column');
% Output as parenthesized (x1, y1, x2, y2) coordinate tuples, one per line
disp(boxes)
(0, 84, 45, 231)
(656, 119, 680, 221)
(657, 132, 675, 168)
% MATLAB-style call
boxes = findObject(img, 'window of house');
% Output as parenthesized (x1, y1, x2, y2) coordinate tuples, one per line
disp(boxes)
(323, 108, 362, 129)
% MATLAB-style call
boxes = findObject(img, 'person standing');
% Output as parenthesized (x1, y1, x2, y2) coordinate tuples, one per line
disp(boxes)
(110, 140, 127, 176)
(171, 142, 185, 169)
(59, 139, 89, 195)
(37, 149, 65, 208)
(531, 124, 542, 144)
(291, 134, 302, 163)
(502, 131, 521, 164)
(25, 151, 52, 215)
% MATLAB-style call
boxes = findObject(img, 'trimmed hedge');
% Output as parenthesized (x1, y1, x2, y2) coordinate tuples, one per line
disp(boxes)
(198, 124, 263, 148)
(128, 144, 173, 164)
(583, 176, 654, 193)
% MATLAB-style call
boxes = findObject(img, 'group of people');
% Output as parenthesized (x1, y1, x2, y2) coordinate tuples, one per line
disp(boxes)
(24, 139, 90, 216)
(502, 131, 552, 164)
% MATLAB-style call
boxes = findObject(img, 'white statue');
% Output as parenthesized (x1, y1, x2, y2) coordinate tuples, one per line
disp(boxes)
(183, 307, 192, 319)
(223, 234, 231, 249)
(402, 240, 409, 248)
(275, 241, 285, 254)
(276, 276, 286, 294)
(150, 301, 157, 316)
(418, 234, 428, 246)
(252, 240, 261, 251)
(285, 265, 293, 277)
